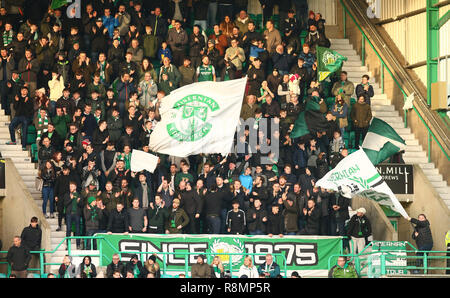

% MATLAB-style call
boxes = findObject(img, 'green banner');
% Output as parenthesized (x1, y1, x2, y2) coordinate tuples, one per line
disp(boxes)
(317, 46, 348, 82)
(98, 234, 343, 276)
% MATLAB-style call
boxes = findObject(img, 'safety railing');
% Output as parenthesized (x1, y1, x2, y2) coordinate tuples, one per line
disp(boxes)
(0, 236, 288, 278)
(341, 0, 450, 162)
(328, 240, 450, 277)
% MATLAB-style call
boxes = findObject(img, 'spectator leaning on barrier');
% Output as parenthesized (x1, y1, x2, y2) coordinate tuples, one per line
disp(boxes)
(106, 253, 126, 278)
(7, 236, 31, 278)
(328, 256, 359, 278)
(407, 214, 433, 274)
(191, 254, 213, 278)
(238, 256, 259, 278)
(59, 255, 76, 278)
(257, 253, 280, 278)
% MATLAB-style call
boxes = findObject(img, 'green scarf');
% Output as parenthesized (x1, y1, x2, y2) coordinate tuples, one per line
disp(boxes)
(36, 110, 49, 141)
(2, 30, 13, 46)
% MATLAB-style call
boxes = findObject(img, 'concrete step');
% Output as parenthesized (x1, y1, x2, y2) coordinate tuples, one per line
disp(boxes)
(16, 169, 38, 176)
(431, 181, 448, 188)
(436, 187, 449, 194)
(372, 111, 400, 117)
(405, 145, 423, 152)
(12, 162, 36, 169)
(425, 174, 443, 182)
(0, 115, 10, 121)
(403, 157, 429, 164)
(371, 98, 390, 105)
(330, 39, 349, 44)
(343, 60, 365, 67)
(0, 144, 24, 151)
(342, 65, 369, 72)
(1, 150, 29, 157)
(376, 116, 403, 123)
(440, 193, 450, 200)
(418, 163, 435, 169)
(422, 168, 439, 176)
(394, 127, 411, 135)
(397, 133, 415, 140)
(330, 44, 354, 50)
(387, 122, 405, 129)
(345, 55, 361, 62)
(336, 49, 357, 56)
(403, 151, 427, 158)
(405, 139, 419, 146)
(9, 157, 32, 163)
(371, 105, 395, 111)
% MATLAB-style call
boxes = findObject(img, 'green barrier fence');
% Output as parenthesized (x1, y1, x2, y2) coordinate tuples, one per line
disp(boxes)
(0, 234, 345, 278)
(328, 240, 450, 277)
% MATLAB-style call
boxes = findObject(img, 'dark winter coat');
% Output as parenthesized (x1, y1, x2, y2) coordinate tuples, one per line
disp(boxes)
(411, 218, 433, 249)
(20, 225, 42, 251)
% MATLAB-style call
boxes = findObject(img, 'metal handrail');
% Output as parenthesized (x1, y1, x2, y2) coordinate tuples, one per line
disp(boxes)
(0, 236, 289, 278)
(340, 0, 450, 161)
(328, 240, 450, 277)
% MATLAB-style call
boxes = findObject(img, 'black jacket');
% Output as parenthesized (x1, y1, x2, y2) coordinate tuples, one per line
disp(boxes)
(267, 211, 284, 235)
(7, 245, 31, 271)
(203, 191, 223, 217)
(226, 209, 246, 234)
(106, 261, 126, 278)
(13, 94, 34, 118)
(179, 189, 202, 215)
(20, 225, 42, 251)
(246, 207, 267, 233)
(107, 209, 129, 233)
(303, 207, 321, 235)
(328, 194, 350, 221)
(125, 261, 148, 278)
(347, 215, 372, 238)
(411, 218, 433, 249)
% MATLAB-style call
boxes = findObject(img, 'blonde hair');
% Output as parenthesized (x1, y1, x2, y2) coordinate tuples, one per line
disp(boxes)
(244, 256, 254, 267)
(212, 256, 224, 272)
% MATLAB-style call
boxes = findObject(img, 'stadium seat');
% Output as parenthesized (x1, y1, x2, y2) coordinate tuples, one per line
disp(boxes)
(26, 125, 37, 145)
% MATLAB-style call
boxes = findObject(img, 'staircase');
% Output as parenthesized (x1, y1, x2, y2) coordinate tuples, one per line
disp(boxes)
(0, 107, 101, 274)
(329, 38, 450, 209)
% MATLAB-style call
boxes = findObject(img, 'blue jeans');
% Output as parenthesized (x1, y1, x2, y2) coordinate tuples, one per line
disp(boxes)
(207, 2, 218, 28)
(42, 186, 54, 215)
(249, 230, 265, 235)
(85, 229, 98, 250)
(220, 208, 228, 234)
(49, 100, 57, 117)
(66, 213, 81, 247)
(330, 217, 346, 236)
(206, 215, 221, 234)
(416, 243, 433, 269)
(9, 116, 30, 148)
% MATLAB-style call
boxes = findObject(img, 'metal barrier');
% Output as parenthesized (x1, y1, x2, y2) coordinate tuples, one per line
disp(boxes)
(341, 0, 450, 162)
(0, 236, 288, 278)
(328, 240, 450, 277)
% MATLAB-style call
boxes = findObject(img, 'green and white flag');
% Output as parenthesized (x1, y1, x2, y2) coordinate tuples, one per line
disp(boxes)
(362, 117, 406, 165)
(317, 46, 348, 82)
(149, 78, 247, 157)
(316, 149, 409, 219)
(51, 0, 69, 9)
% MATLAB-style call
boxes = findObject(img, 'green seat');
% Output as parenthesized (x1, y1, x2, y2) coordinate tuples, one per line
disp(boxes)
(27, 125, 37, 145)
(31, 143, 38, 162)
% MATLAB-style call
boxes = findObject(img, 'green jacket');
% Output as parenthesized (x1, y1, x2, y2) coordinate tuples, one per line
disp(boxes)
(165, 207, 190, 234)
(328, 264, 359, 278)
(142, 34, 158, 59)
(52, 114, 71, 140)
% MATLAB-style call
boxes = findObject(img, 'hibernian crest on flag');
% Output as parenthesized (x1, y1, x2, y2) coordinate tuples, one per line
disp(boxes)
(317, 46, 348, 82)
(166, 94, 220, 142)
